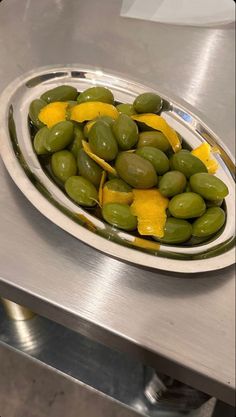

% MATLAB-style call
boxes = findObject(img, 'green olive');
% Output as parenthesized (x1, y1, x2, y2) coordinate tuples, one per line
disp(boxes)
(160, 218, 192, 244)
(159, 171, 187, 197)
(115, 152, 158, 189)
(29, 99, 47, 128)
(169, 192, 206, 219)
(192, 207, 226, 237)
(69, 125, 84, 157)
(51, 150, 77, 183)
(77, 149, 102, 187)
(170, 150, 207, 178)
(65, 176, 98, 207)
(33, 126, 50, 155)
(190, 173, 229, 201)
(137, 131, 171, 153)
(206, 199, 223, 208)
(112, 114, 138, 150)
(41, 85, 78, 103)
(136, 146, 169, 175)
(88, 121, 118, 161)
(105, 178, 132, 192)
(102, 203, 137, 231)
(45, 121, 74, 152)
(116, 103, 136, 116)
(77, 86, 114, 104)
(134, 92, 163, 114)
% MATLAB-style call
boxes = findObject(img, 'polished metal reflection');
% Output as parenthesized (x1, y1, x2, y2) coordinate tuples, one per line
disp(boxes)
(1, 297, 35, 321)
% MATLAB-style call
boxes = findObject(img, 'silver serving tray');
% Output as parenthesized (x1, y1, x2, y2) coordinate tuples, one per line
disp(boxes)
(0, 65, 235, 273)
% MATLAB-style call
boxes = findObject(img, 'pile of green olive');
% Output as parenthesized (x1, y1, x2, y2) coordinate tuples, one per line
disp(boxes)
(29, 85, 229, 246)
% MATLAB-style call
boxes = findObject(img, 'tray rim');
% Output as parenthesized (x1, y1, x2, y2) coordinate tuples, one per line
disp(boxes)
(0, 64, 235, 274)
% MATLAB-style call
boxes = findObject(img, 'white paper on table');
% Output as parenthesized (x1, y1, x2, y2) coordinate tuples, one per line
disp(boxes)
(121, 0, 235, 27)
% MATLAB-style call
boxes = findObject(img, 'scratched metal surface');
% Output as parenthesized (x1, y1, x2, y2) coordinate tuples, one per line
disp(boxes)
(0, 0, 235, 406)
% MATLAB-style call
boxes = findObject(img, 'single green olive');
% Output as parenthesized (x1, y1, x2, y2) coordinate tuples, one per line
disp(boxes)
(115, 152, 158, 189)
(45, 121, 74, 152)
(192, 207, 226, 237)
(77, 149, 102, 187)
(77, 86, 114, 104)
(69, 125, 84, 157)
(65, 176, 98, 207)
(51, 150, 77, 183)
(160, 218, 192, 244)
(206, 199, 223, 208)
(102, 203, 137, 231)
(190, 173, 229, 201)
(169, 192, 206, 219)
(159, 171, 187, 197)
(88, 121, 118, 161)
(105, 178, 132, 192)
(29, 99, 47, 128)
(41, 85, 78, 103)
(116, 103, 136, 116)
(137, 131, 171, 153)
(136, 146, 169, 175)
(33, 126, 50, 155)
(170, 150, 207, 178)
(112, 113, 138, 150)
(133, 92, 163, 114)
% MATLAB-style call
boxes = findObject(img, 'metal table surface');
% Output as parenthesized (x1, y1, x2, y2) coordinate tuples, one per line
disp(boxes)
(0, 0, 235, 407)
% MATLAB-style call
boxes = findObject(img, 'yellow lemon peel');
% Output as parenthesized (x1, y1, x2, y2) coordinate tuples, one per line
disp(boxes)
(70, 101, 119, 123)
(38, 102, 68, 128)
(102, 187, 133, 206)
(98, 171, 107, 207)
(131, 189, 169, 237)
(131, 237, 160, 251)
(191, 142, 219, 174)
(131, 113, 181, 153)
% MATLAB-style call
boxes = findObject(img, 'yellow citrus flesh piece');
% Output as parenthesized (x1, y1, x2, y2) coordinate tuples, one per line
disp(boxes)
(191, 142, 219, 174)
(38, 102, 68, 128)
(132, 113, 181, 153)
(70, 101, 119, 122)
(131, 189, 169, 237)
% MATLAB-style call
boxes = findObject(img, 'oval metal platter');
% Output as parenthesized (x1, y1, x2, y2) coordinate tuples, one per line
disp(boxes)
(0, 65, 235, 273)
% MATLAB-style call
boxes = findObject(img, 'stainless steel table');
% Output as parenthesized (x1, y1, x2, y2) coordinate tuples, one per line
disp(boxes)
(0, 0, 235, 407)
